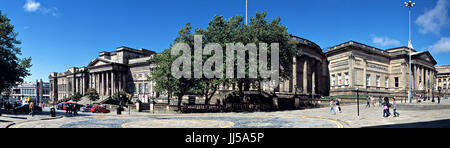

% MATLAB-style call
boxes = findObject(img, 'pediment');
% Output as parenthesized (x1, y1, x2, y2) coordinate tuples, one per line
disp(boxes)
(88, 58, 112, 67)
(413, 51, 437, 65)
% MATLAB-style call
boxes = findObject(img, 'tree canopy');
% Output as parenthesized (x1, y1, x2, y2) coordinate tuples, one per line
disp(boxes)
(85, 88, 99, 104)
(0, 11, 32, 93)
(150, 12, 299, 106)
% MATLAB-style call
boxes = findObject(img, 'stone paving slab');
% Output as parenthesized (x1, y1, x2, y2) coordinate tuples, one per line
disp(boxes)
(4, 99, 450, 128)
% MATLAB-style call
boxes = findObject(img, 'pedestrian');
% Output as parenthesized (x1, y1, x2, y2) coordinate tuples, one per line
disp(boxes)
(365, 96, 371, 108)
(393, 98, 400, 117)
(73, 104, 78, 116)
(65, 103, 69, 114)
(329, 100, 336, 115)
(335, 98, 342, 113)
(438, 96, 441, 104)
(378, 97, 382, 107)
(29, 101, 35, 116)
(382, 97, 391, 118)
(69, 104, 73, 115)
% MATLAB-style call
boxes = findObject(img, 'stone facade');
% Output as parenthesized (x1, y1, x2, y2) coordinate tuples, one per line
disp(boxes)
(277, 36, 330, 97)
(326, 41, 437, 99)
(49, 47, 157, 103)
(436, 65, 450, 97)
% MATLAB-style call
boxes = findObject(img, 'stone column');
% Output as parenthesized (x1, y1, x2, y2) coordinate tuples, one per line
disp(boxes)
(111, 72, 115, 95)
(96, 73, 99, 94)
(102, 72, 106, 96)
(415, 65, 419, 90)
(292, 57, 297, 94)
(89, 74, 92, 89)
(421, 67, 425, 91)
(424, 68, 428, 92)
(312, 70, 316, 95)
(303, 58, 308, 94)
(106, 72, 110, 96)
(118, 72, 122, 92)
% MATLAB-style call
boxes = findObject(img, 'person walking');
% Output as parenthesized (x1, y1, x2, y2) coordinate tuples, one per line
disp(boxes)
(378, 97, 382, 107)
(73, 104, 78, 116)
(29, 101, 35, 116)
(393, 98, 400, 117)
(329, 100, 336, 115)
(335, 98, 342, 113)
(382, 97, 391, 118)
(65, 103, 69, 114)
(365, 96, 371, 108)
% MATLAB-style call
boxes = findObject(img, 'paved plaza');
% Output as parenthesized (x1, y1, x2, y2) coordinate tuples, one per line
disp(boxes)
(1, 99, 450, 128)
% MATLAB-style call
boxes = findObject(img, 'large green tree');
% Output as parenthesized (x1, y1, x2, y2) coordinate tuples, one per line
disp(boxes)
(150, 12, 299, 107)
(150, 23, 203, 110)
(0, 11, 32, 94)
(85, 88, 99, 105)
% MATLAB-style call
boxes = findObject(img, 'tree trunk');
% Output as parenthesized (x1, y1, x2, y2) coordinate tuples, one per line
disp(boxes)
(205, 96, 210, 105)
(177, 94, 183, 111)
(167, 92, 171, 105)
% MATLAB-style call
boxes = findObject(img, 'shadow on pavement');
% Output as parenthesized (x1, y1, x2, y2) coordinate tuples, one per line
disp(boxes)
(0, 120, 11, 123)
(363, 119, 450, 128)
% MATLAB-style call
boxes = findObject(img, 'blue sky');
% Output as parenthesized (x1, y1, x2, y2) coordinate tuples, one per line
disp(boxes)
(1, 0, 449, 82)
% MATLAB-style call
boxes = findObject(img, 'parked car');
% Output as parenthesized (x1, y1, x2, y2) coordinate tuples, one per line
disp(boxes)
(57, 102, 82, 111)
(82, 105, 94, 112)
(91, 106, 110, 113)
(13, 104, 43, 113)
(56, 103, 65, 110)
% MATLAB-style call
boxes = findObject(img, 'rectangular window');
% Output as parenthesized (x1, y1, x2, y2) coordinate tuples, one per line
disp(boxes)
(144, 83, 148, 94)
(338, 74, 342, 85)
(344, 73, 349, 85)
(395, 77, 399, 88)
(138, 83, 142, 94)
(331, 75, 336, 86)
(385, 77, 389, 88)
(135, 84, 138, 94)
(376, 76, 380, 87)
(366, 74, 371, 86)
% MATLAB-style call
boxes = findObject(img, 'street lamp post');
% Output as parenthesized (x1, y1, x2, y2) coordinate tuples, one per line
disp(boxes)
(405, 1, 416, 104)
(356, 87, 360, 120)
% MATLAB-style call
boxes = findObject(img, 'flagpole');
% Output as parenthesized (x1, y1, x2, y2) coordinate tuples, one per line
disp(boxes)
(246, 0, 248, 25)
(404, 1, 415, 103)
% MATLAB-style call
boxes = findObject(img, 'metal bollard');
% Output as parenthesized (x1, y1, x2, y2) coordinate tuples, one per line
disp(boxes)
(50, 108, 56, 117)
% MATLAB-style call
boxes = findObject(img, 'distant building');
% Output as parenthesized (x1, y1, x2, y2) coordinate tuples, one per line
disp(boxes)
(436, 65, 450, 97)
(325, 41, 437, 99)
(9, 80, 50, 104)
(49, 46, 157, 104)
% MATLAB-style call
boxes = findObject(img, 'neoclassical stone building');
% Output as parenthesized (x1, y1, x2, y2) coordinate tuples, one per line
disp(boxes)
(436, 65, 450, 96)
(277, 36, 330, 97)
(325, 41, 437, 99)
(49, 46, 157, 103)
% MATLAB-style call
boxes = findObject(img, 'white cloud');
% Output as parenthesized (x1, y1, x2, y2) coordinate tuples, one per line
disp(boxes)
(23, 0, 60, 17)
(429, 37, 450, 53)
(371, 35, 401, 47)
(415, 0, 450, 35)
(23, 0, 41, 12)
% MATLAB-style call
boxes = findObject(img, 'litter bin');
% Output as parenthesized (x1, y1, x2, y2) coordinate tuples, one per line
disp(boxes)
(50, 108, 56, 117)
(117, 105, 122, 115)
